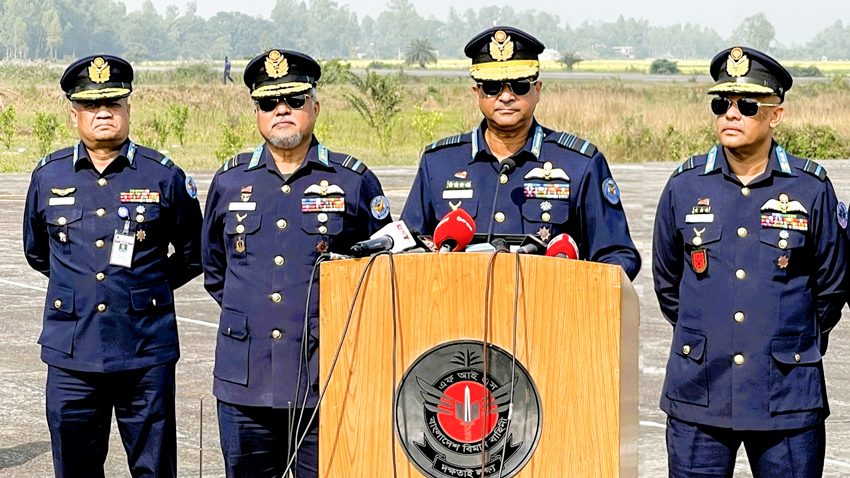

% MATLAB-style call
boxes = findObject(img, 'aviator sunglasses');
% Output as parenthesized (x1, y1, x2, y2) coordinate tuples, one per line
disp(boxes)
(477, 79, 538, 97)
(256, 93, 309, 112)
(711, 96, 780, 117)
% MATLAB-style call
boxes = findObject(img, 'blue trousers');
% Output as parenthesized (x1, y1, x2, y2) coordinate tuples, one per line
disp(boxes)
(217, 400, 319, 478)
(45, 363, 177, 478)
(666, 416, 825, 478)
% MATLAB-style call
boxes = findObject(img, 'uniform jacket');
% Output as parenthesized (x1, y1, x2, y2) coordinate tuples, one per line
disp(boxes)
(202, 139, 390, 408)
(653, 143, 847, 431)
(400, 120, 640, 279)
(23, 139, 203, 372)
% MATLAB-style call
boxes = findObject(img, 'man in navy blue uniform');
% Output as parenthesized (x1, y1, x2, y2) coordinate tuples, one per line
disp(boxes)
(22, 55, 203, 477)
(202, 49, 391, 477)
(400, 26, 639, 279)
(653, 47, 847, 477)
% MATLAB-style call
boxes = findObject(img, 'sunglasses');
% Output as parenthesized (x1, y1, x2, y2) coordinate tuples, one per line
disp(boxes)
(476, 79, 538, 97)
(711, 96, 780, 117)
(256, 94, 309, 113)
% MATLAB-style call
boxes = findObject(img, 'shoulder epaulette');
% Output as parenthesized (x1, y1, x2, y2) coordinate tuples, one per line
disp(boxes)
(34, 147, 73, 170)
(549, 132, 597, 158)
(219, 153, 248, 174)
(424, 133, 470, 153)
(337, 155, 367, 175)
(798, 158, 827, 181)
(138, 147, 174, 168)
(672, 156, 699, 177)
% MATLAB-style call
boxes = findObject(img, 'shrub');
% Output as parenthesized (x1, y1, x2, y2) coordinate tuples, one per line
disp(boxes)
(775, 123, 850, 159)
(649, 59, 680, 75)
(33, 112, 60, 156)
(319, 59, 355, 86)
(0, 105, 16, 149)
(214, 122, 245, 161)
(168, 103, 189, 145)
(787, 65, 823, 78)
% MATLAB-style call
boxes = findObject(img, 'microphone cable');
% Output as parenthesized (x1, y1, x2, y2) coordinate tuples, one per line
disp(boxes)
(496, 251, 522, 478)
(282, 251, 392, 478)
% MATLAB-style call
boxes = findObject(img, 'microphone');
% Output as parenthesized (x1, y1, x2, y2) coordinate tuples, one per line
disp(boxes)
(485, 158, 517, 245)
(434, 209, 476, 252)
(350, 221, 418, 256)
(516, 235, 547, 255)
(545, 233, 580, 259)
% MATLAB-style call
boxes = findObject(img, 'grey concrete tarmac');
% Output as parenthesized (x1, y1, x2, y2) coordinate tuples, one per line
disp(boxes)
(2, 161, 850, 477)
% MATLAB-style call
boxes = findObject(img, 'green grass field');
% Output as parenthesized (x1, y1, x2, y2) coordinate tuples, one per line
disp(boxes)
(0, 63, 848, 173)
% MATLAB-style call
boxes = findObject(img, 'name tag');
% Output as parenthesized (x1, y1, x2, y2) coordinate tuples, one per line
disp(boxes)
(442, 190, 474, 199)
(48, 197, 76, 206)
(685, 214, 715, 223)
(109, 230, 135, 268)
(229, 202, 257, 211)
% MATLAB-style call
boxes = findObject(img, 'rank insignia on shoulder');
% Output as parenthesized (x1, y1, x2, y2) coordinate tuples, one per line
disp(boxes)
(305, 180, 344, 196)
(370, 195, 390, 220)
(838, 202, 848, 229)
(602, 178, 620, 205)
(185, 176, 198, 199)
(691, 249, 708, 274)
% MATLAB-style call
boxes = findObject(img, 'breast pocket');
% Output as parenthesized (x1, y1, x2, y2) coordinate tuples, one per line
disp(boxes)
(759, 229, 808, 280)
(224, 213, 262, 265)
(769, 336, 824, 413)
(37, 283, 78, 355)
(521, 198, 569, 225)
(434, 200, 479, 222)
(213, 308, 250, 385)
(680, 225, 722, 276)
(664, 326, 708, 406)
(44, 207, 83, 254)
(301, 213, 344, 236)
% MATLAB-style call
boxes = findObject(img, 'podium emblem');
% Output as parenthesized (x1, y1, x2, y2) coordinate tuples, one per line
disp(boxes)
(395, 340, 542, 478)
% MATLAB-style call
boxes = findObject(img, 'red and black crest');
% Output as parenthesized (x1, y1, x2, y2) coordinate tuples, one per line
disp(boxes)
(395, 340, 542, 478)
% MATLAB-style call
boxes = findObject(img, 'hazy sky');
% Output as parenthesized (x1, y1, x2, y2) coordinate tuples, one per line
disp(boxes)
(122, 0, 848, 45)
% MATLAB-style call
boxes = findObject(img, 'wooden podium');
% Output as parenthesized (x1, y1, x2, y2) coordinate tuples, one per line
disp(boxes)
(319, 254, 639, 477)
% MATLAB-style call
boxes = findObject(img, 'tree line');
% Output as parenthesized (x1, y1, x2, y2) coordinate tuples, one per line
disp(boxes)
(1, 0, 849, 62)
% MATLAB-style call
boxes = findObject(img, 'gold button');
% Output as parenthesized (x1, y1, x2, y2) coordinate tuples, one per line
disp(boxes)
(735, 269, 746, 280)
(495, 212, 505, 223)
(317, 213, 328, 223)
(692, 237, 703, 246)
(97, 178, 107, 187)
(53, 299, 62, 309)
(541, 212, 551, 222)
(733, 354, 745, 365)
(682, 344, 691, 355)
(271, 293, 282, 303)
(741, 187, 750, 196)
(57, 216, 67, 225)
(135, 214, 145, 223)
(794, 353, 801, 363)
(95, 239, 105, 248)
(96, 272, 105, 281)
(272, 329, 282, 340)
(96, 208, 106, 217)
(734, 312, 744, 323)
(281, 185, 291, 194)
(779, 193, 789, 203)
(97, 303, 106, 312)
(543, 161, 553, 170)
(499, 174, 508, 184)
(274, 256, 285, 265)
(778, 239, 788, 249)
(318, 225, 328, 234)
(236, 224, 245, 234)
(737, 227, 747, 238)
(276, 219, 287, 229)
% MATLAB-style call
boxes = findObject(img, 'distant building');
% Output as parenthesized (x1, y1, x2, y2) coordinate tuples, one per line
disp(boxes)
(612, 46, 634, 59)
(540, 48, 561, 61)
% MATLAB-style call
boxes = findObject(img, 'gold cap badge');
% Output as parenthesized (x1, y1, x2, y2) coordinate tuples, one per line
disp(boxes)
(265, 50, 289, 79)
(88, 57, 110, 83)
(489, 30, 514, 62)
(726, 47, 750, 78)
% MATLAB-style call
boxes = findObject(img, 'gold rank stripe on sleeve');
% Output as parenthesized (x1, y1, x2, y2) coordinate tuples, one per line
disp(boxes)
(760, 213, 809, 231)
(301, 197, 345, 212)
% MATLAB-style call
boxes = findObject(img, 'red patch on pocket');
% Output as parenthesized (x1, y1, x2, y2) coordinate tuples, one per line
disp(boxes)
(691, 249, 708, 273)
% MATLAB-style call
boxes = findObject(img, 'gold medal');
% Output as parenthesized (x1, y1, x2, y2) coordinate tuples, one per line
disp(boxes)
(136, 229, 146, 241)
(236, 236, 246, 253)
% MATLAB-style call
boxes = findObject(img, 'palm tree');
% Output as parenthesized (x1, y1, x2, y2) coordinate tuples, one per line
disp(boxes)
(404, 38, 437, 69)
(557, 52, 583, 72)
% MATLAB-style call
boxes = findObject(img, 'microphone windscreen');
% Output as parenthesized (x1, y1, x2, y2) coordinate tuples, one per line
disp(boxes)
(545, 233, 579, 259)
(434, 208, 476, 251)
